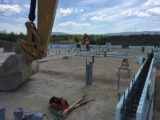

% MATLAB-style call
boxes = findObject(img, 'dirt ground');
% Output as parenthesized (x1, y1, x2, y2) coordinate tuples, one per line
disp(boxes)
(0, 49, 144, 120)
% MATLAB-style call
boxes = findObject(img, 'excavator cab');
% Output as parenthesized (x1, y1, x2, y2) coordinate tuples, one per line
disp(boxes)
(0, 0, 59, 91)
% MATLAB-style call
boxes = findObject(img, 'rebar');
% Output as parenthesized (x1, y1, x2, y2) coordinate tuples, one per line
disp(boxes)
(120, 53, 153, 119)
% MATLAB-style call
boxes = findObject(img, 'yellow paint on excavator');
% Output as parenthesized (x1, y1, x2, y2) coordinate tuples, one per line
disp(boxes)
(0, 0, 59, 91)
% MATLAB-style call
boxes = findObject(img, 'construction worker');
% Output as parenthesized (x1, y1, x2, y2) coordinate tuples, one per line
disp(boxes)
(83, 33, 90, 51)
(75, 37, 81, 51)
(141, 47, 145, 53)
(85, 39, 90, 51)
(76, 40, 81, 51)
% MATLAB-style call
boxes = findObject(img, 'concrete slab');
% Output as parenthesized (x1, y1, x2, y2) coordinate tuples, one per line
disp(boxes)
(0, 49, 142, 120)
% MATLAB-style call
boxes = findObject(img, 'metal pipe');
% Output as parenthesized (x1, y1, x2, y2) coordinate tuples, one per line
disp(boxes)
(14, 108, 23, 120)
(0, 106, 5, 120)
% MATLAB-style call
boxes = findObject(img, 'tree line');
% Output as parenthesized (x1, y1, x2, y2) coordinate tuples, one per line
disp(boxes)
(0, 30, 107, 44)
(51, 34, 107, 44)
(0, 30, 26, 42)
(0, 30, 160, 46)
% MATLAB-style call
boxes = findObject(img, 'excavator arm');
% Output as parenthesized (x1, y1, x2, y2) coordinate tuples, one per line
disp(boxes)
(18, 0, 58, 59)
(0, 0, 59, 91)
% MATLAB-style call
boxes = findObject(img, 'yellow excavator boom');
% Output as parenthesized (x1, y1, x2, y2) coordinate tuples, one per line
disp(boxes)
(18, 0, 59, 59)
(0, 0, 59, 91)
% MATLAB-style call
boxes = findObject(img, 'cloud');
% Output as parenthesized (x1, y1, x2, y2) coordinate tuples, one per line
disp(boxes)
(58, 8, 73, 16)
(90, 14, 119, 22)
(121, 10, 151, 17)
(114, 18, 146, 32)
(0, 4, 21, 16)
(0, 0, 159, 34)
(18, 17, 28, 22)
(120, 8, 160, 18)
(144, 0, 160, 6)
(121, 9, 133, 16)
(121, 9, 150, 17)
(2, 0, 10, 3)
(0, 15, 28, 23)
(90, 9, 150, 22)
(0, 21, 25, 33)
(57, 7, 84, 17)
(134, 11, 150, 17)
(80, 0, 109, 5)
(81, 0, 142, 21)
(90, 15, 106, 21)
(59, 21, 90, 27)
(147, 7, 160, 15)
(23, 4, 30, 9)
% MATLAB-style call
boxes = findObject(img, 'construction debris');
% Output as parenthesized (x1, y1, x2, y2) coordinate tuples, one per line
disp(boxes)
(49, 95, 95, 120)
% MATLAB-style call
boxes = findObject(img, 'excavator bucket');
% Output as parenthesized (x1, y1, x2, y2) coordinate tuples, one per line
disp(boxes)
(0, 48, 39, 91)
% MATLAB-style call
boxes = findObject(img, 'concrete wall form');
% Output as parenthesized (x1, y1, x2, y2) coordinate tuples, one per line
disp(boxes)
(136, 59, 155, 120)
(115, 59, 146, 120)
(115, 58, 155, 120)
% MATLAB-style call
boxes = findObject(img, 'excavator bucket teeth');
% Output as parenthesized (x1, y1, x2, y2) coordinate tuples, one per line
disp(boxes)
(0, 53, 39, 91)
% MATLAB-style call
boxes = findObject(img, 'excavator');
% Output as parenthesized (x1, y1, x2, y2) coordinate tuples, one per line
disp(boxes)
(0, 0, 59, 91)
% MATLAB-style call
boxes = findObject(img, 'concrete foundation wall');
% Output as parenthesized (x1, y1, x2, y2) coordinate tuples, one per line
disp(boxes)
(136, 59, 155, 120)
(115, 61, 146, 120)
(115, 58, 155, 120)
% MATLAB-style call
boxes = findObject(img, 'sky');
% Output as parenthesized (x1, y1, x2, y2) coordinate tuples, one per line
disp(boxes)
(0, 0, 160, 34)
